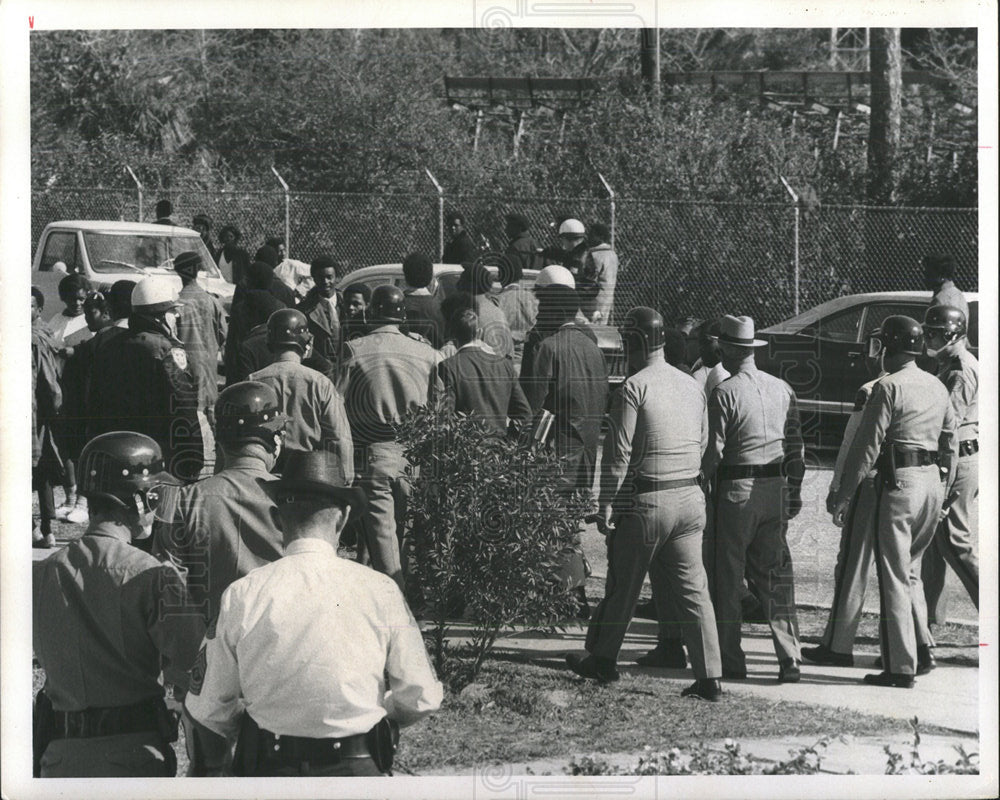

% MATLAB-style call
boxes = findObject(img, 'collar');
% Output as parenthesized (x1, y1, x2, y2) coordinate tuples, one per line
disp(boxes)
(285, 537, 337, 557)
(405, 286, 433, 296)
(221, 455, 273, 472)
(86, 520, 134, 544)
(589, 243, 612, 252)
(114, 318, 129, 328)
(458, 340, 494, 353)
(370, 324, 402, 335)
(734, 357, 758, 374)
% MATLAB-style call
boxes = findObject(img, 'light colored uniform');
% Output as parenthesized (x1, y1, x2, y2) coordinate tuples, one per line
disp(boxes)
(185, 537, 442, 774)
(589, 361, 721, 678)
(250, 359, 354, 476)
(692, 362, 729, 400)
(922, 347, 978, 625)
(701, 358, 804, 674)
(820, 375, 885, 655)
(833, 361, 959, 676)
(338, 326, 443, 588)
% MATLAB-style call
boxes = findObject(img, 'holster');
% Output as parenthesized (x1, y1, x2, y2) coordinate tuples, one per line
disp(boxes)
(32, 690, 55, 778)
(875, 445, 899, 490)
(366, 717, 399, 775)
(232, 712, 262, 777)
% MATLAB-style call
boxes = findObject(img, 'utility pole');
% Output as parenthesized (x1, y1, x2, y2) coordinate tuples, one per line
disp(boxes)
(867, 28, 902, 204)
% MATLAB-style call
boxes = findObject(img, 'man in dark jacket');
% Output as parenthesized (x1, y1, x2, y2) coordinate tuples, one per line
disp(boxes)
(402, 252, 446, 348)
(438, 309, 531, 435)
(87, 278, 204, 482)
(297, 255, 342, 364)
(442, 211, 479, 264)
(254, 245, 298, 308)
(154, 198, 176, 226)
(503, 213, 543, 274)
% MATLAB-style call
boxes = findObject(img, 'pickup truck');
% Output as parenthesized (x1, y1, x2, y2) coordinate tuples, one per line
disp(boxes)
(32, 220, 236, 316)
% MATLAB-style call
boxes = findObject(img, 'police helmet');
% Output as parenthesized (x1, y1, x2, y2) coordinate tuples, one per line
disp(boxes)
(266, 308, 312, 354)
(534, 264, 575, 291)
(78, 431, 181, 508)
(131, 278, 183, 315)
(370, 284, 406, 323)
(620, 306, 666, 353)
(872, 315, 924, 357)
(215, 381, 288, 447)
(922, 305, 967, 340)
(558, 218, 586, 237)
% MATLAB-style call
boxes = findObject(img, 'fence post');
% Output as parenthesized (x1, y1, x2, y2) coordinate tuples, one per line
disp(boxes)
(271, 167, 291, 256)
(424, 168, 445, 261)
(125, 165, 143, 222)
(779, 175, 800, 316)
(597, 172, 616, 249)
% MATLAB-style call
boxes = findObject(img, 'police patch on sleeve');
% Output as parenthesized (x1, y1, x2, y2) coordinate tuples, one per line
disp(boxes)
(189, 645, 207, 695)
(853, 388, 869, 412)
(170, 347, 188, 371)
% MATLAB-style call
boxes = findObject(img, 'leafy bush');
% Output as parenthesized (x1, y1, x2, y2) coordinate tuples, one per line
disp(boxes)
(395, 401, 588, 687)
(883, 717, 980, 775)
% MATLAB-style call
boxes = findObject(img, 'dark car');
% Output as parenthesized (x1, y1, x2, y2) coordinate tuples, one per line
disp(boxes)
(755, 290, 979, 451)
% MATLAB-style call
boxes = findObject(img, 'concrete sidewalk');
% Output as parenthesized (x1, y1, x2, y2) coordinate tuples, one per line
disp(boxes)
(438, 618, 981, 735)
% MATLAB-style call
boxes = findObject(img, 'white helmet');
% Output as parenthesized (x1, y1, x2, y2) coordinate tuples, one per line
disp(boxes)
(557, 218, 586, 237)
(131, 278, 182, 314)
(535, 265, 575, 290)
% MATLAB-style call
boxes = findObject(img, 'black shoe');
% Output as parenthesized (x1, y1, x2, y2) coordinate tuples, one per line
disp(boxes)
(863, 671, 914, 688)
(801, 644, 854, 668)
(681, 679, 723, 702)
(566, 653, 619, 684)
(722, 667, 747, 680)
(635, 641, 687, 669)
(778, 659, 801, 683)
(634, 599, 658, 620)
(873, 655, 883, 670)
(917, 645, 936, 676)
(573, 587, 591, 621)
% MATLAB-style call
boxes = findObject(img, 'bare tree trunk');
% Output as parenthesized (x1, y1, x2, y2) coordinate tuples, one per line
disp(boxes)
(867, 28, 902, 204)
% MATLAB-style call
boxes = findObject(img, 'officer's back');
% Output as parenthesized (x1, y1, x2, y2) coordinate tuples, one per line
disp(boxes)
(708, 365, 798, 466)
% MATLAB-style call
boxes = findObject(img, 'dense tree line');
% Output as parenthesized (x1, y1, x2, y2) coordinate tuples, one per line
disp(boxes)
(30, 28, 976, 206)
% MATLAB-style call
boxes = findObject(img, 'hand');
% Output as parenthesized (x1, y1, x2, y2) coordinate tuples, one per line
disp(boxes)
(825, 489, 838, 516)
(597, 505, 616, 536)
(830, 497, 849, 527)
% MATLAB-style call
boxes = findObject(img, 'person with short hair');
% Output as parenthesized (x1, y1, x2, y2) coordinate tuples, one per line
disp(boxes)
(691, 319, 730, 399)
(33, 432, 204, 777)
(922, 253, 969, 320)
(498, 219, 540, 355)
(185, 449, 442, 777)
(503, 212, 543, 275)
(154, 198, 175, 226)
(662, 329, 692, 375)
(437, 309, 531, 435)
(193, 213, 219, 262)
(46, 273, 93, 356)
(298, 255, 342, 363)
(442, 211, 479, 265)
(581, 222, 619, 324)
(401, 251, 446, 348)
(457, 262, 514, 359)
(217, 225, 250, 286)
(268, 235, 313, 299)
(107, 280, 136, 327)
(32, 287, 62, 548)
(340, 282, 371, 348)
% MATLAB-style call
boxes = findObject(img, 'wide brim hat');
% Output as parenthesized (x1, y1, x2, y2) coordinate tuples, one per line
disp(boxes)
(712, 314, 767, 347)
(272, 449, 367, 520)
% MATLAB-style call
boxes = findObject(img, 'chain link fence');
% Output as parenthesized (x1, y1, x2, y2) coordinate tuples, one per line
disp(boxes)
(32, 187, 977, 328)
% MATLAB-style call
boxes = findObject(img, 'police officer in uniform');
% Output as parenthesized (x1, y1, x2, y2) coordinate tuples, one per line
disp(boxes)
(250, 308, 353, 472)
(87, 278, 204, 481)
(920, 305, 978, 626)
(337, 284, 443, 590)
(152, 381, 288, 774)
(701, 315, 805, 683)
(830, 316, 959, 687)
(33, 432, 204, 777)
(567, 308, 723, 699)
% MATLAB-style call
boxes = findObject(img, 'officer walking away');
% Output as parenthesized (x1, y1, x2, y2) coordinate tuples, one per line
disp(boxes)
(568, 308, 722, 700)
(920, 306, 978, 627)
(152, 381, 288, 774)
(185, 449, 443, 777)
(581, 223, 619, 324)
(829, 316, 958, 687)
(298, 255, 343, 364)
(923, 253, 969, 320)
(87, 278, 204, 482)
(337, 285, 443, 590)
(33, 432, 204, 777)
(701, 315, 805, 683)
(250, 309, 353, 471)
(802, 357, 888, 668)
(442, 211, 479, 265)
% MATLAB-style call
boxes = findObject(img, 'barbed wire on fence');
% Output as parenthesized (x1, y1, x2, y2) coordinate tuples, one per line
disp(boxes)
(32, 187, 977, 328)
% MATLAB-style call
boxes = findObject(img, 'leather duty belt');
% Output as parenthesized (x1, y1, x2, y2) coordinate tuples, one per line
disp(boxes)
(717, 463, 783, 480)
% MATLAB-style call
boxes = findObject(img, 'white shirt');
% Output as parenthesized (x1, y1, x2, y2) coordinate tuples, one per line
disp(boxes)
(186, 537, 442, 739)
(45, 311, 91, 350)
(692, 362, 729, 399)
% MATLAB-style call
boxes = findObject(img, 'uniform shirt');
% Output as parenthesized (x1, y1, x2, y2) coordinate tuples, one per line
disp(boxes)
(833, 360, 959, 507)
(186, 537, 443, 740)
(473, 294, 515, 360)
(830, 374, 886, 493)
(177, 282, 227, 411)
(250, 360, 353, 474)
(701, 358, 803, 479)
(930, 281, 969, 321)
(87, 316, 204, 482)
(692, 362, 730, 400)
(498, 283, 539, 345)
(600, 360, 707, 506)
(937, 347, 978, 442)
(438, 342, 532, 435)
(337, 325, 443, 446)
(33, 522, 205, 710)
(236, 325, 337, 385)
(153, 457, 284, 625)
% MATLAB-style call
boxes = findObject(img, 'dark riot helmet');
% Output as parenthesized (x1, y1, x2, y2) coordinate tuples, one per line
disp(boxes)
(922, 305, 967, 340)
(620, 306, 666, 355)
(215, 381, 288, 448)
(868, 315, 924, 358)
(370, 284, 406, 323)
(266, 308, 312, 355)
(77, 431, 180, 508)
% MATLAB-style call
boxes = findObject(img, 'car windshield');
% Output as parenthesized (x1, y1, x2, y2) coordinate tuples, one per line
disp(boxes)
(83, 231, 221, 277)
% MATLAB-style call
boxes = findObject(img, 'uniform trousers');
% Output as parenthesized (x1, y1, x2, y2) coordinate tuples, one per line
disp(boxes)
(706, 477, 800, 673)
(871, 464, 943, 676)
(358, 441, 411, 590)
(820, 476, 877, 655)
(586, 486, 721, 679)
(245, 757, 385, 777)
(921, 452, 979, 625)
(40, 732, 174, 777)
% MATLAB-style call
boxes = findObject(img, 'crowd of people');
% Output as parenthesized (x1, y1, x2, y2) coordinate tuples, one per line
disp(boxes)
(30, 208, 978, 778)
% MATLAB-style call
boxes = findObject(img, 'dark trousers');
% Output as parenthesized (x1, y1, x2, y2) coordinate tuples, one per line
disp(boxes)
(249, 757, 385, 777)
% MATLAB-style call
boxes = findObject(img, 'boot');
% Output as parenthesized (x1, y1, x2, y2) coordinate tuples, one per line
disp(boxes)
(863, 671, 914, 688)
(566, 653, 619, 684)
(801, 643, 854, 667)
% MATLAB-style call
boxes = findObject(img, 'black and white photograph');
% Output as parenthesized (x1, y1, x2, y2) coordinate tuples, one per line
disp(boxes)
(2, 1, 996, 798)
